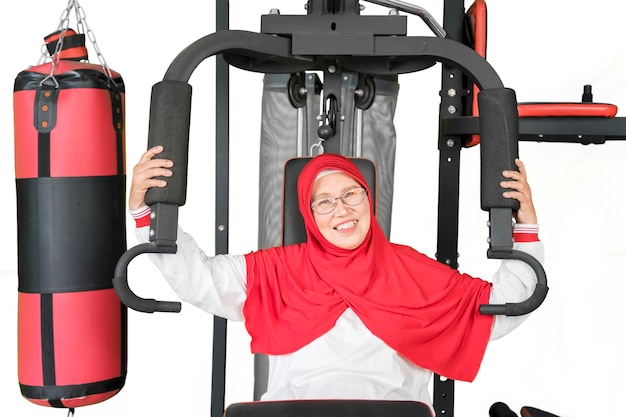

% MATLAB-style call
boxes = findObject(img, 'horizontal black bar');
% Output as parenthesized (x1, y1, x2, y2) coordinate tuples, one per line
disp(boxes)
(519, 116, 626, 143)
(261, 14, 407, 36)
(441, 116, 626, 143)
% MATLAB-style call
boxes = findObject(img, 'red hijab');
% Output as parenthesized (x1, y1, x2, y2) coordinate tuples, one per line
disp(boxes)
(243, 154, 494, 381)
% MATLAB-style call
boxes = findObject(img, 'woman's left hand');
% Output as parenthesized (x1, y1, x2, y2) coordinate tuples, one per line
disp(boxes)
(501, 158, 537, 225)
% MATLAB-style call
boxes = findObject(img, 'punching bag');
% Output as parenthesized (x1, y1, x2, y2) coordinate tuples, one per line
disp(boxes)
(13, 25, 127, 408)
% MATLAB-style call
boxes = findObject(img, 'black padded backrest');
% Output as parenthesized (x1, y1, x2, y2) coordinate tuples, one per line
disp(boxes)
(253, 156, 379, 401)
(282, 157, 378, 246)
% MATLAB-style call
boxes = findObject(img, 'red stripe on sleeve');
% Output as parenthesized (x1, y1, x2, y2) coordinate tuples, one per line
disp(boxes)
(134, 215, 150, 228)
(513, 225, 539, 242)
(130, 205, 151, 228)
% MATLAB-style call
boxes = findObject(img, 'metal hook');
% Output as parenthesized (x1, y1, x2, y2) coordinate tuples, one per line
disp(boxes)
(310, 141, 325, 156)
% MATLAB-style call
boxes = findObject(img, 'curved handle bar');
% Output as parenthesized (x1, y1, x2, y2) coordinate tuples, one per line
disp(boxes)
(113, 243, 182, 313)
(480, 249, 548, 316)
(161, 30, 504, 92)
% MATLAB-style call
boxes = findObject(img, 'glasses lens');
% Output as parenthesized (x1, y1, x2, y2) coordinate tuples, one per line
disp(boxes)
(342, 188, 366, 206)
(311, 197, 336, 214)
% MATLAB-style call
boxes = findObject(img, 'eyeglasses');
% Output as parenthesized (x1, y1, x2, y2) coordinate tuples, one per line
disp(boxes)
(310, 187, 367, 215)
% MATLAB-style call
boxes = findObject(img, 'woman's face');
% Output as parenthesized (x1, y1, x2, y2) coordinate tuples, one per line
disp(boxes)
(310, 172, 371, 250)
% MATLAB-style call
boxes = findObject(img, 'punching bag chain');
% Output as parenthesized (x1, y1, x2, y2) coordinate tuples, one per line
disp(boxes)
(39, 0, 116, 87)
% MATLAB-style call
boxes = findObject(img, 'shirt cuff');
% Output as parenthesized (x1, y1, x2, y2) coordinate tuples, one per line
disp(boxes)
(513, 223, 539, 242)
(130, 205, 151, 228)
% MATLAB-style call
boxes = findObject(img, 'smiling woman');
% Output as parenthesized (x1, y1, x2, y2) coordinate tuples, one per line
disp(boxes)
(126, 150, 543, 415)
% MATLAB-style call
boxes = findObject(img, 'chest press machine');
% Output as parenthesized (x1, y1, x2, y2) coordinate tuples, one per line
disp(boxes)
(114, 0, 626, 416)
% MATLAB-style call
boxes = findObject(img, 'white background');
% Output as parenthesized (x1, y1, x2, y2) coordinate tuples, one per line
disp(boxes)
(2, 1, 625, 416)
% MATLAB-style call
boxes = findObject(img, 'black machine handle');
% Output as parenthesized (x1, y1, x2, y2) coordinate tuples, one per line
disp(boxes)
(481, 247, 548, 316)
(113, 241, 181, 313)
(113, 77, 192, 314)
(477, 88, 548, 316)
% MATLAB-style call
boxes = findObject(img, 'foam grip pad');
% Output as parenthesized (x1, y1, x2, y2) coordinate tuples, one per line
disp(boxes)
(145, 80, 192, 206)
(478, 87, 520, 211)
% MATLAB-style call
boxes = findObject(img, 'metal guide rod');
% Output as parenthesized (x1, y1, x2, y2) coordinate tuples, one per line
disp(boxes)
(362, 0, 446, 37)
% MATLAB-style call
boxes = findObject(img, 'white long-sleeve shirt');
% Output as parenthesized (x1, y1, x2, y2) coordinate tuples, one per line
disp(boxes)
(134, 219, 544, 414)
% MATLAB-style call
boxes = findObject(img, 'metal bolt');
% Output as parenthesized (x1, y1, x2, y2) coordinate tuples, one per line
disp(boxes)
(269, 8, 280, 15)
(447, 88, 457, 97)
(328, 64, 337, 74)
(448, 105, 457, 114)
(218, 225, 226, 232)
(446, 139, 455, 148)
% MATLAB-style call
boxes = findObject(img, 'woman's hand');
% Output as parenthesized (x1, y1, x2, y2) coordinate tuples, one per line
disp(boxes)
(128, 145, 173, 211)
(501, 158, 537, 225)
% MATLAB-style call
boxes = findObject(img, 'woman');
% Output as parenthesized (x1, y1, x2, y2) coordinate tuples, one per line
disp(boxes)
(129, 147, 543, 413)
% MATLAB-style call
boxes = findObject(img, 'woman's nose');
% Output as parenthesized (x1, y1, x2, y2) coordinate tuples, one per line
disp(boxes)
(333, 198, 349, 215)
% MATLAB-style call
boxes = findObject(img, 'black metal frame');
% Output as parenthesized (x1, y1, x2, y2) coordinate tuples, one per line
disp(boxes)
(211, 3, 623, 417)
(212, 3, 230, 417)
(111, 0, 626, 416)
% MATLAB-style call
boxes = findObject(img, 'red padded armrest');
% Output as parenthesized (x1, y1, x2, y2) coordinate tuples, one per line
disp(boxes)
(464, 0, 618, 148)
(467, 0, 486, 59)
(517, 102, 618, 118)
(467, 0, 486, 115)
(466, 0, 487, 147)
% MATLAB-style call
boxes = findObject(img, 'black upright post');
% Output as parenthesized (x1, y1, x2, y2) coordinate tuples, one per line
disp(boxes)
(212, 1, 229, 417)
(434, 0, 468, 416)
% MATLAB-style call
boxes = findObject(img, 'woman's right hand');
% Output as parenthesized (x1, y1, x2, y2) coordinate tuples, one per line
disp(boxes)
(128, 145, 173, 211)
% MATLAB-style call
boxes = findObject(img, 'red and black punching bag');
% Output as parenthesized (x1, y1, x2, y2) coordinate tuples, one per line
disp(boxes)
(13, 27, 127, 408)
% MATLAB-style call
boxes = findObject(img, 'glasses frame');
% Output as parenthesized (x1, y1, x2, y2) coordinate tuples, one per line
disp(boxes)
(310, 187, 368, 215)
